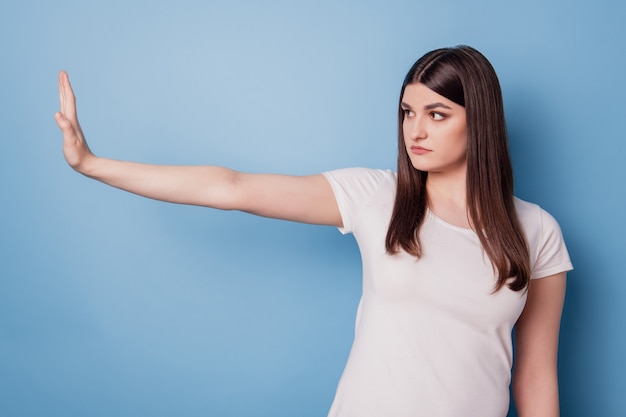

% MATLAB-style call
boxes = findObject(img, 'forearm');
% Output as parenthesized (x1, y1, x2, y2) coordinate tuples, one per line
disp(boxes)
(79, 156, 238, 208)
(513, 273, 566, 417)
(513, 366, 560, 417)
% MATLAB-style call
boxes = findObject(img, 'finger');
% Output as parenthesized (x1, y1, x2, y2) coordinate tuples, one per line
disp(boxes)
(59, 71, 77, 121)
(59, 71, 68, 117)
(58, 71, 63, 112)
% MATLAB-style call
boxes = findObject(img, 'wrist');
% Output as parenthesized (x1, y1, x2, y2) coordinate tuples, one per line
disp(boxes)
(75, 153, 100, 177)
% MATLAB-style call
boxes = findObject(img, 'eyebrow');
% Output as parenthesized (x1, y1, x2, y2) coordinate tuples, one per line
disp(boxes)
(401, 102, 452, 111)
(424, 102, 452, 110)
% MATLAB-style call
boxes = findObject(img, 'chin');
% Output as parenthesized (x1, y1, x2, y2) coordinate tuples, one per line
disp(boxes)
(409, 161, 433, 172)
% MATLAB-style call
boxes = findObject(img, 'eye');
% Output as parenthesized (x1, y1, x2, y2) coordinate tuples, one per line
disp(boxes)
(403, 109, 415, 117)
(430, 112, 446, 121)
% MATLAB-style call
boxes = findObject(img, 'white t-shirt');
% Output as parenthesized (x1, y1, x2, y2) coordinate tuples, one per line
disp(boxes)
(322, 168, 573, 417)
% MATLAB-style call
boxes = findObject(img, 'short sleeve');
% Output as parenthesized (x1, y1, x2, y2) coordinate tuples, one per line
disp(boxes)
(529, 208, 574, 279)
(322, 168, 395, 234)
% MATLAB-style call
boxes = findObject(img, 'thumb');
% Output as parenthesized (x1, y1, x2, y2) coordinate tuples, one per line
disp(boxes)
(55, 111, 71, 130)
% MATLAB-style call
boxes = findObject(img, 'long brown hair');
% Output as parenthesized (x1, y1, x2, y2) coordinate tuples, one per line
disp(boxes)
(385, 45, 530, 291)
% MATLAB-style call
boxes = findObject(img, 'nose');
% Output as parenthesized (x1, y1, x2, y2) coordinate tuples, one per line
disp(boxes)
(405, 116, 427, 141)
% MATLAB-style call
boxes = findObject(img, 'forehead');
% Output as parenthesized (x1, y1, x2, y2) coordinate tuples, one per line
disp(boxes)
(401, 83, 461, 109)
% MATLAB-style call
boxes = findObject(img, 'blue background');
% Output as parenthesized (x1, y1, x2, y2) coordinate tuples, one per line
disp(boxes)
(1, 0, 624, 416)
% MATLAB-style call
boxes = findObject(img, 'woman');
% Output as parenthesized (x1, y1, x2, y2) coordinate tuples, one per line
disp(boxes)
(55, 45, 572, 417)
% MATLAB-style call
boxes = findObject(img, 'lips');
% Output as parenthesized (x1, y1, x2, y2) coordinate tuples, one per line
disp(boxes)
(410, 146, 432, 155)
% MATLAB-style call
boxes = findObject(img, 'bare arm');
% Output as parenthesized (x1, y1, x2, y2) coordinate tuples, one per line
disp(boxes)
(512, 272, 567, 417)
(54, 71, 342, 226)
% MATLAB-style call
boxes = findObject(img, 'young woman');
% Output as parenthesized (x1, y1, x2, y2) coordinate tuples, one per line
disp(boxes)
(55, 46, 572, 417)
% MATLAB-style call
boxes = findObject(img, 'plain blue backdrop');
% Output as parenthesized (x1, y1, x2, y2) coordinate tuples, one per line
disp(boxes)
(1, 0, 624, 416)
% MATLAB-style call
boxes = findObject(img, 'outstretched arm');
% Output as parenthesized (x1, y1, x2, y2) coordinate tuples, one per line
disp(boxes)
(54, 71, 342, 226)
(512, 272, 567, 417)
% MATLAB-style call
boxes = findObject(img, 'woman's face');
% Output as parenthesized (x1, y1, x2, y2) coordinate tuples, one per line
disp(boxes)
(401, 83, 467, 176)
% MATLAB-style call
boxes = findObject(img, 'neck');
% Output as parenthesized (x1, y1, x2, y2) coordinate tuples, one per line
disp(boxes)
(425, 168, 470, 228)
(426, 168, 467, 205)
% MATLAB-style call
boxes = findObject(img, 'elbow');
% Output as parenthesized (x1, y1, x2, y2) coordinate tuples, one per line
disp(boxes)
(207, 168, 244, 210)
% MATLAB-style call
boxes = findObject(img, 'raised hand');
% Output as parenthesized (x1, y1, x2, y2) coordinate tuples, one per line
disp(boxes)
(54, 71, 94, 172)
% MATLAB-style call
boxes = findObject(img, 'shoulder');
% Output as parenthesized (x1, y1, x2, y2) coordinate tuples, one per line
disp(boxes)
(514, 197, 562, 238)
(322, 168, 396, 195)
(514, 197, 573, 279)
(323, 167, 396, 184)
(322, 168, 396, 234)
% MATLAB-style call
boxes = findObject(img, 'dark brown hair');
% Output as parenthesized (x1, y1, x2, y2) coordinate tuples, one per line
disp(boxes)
(385, 45, 530, 291)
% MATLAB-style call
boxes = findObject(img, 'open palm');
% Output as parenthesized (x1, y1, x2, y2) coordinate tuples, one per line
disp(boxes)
(54, 71, 94, 171)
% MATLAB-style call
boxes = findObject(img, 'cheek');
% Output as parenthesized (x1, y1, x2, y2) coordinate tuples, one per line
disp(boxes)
(457, 119, 468, 142)
(402, 125, 412, 146)
(454, 126, 468, 150)
(459, 132, 468, 149)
